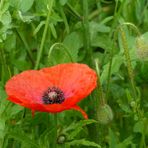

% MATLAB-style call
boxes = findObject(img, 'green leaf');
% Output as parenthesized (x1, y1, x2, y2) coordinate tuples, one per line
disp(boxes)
(100, 16, 113, 24)
(63, 32, 83, 61)
(117, 99, 131, 113)
(13, 59, 31, 71)
(8, 131, 39, 148)
(4, 34, 16, 51)
(101, 54, 124, 83)
(0, 1, 9, 14)
(89, 21, 110, 35)
(0, 118, 6, 139)
(49, 23, 57, 39)
(0, 119, 5, 131)
(64, 119, 97, 132)
(9, 0, 20, 9)
(0, 11, 11, 25)
(35, 0, 48, 14)
(50, 13, 63, 24)
(66, 139, 101, 148)
(109, 128, 118, 148)
(117, 136, 133, 148)
(0, 83, 7, 101)
(63, 119, 97, 140)
(91, 34, 112, 50)
(33, 21, 45, 36)
(9, 105, 23, 117)
(133, 120, 144, 134)
(20, 0, 34, 12)
(0, 24, 12, 41)
(59, 0, 68, 5)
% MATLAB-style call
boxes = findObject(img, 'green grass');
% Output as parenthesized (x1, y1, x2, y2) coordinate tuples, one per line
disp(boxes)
(0, 0, 148, 147)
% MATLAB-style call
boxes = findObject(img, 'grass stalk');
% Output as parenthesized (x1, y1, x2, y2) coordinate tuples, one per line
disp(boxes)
(35, 0, 54, 69)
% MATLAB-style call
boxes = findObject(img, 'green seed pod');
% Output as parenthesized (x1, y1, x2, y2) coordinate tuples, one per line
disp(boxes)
(57, 134, 66, 144)
(97, 104, 113, 125)
(136, 37, 148, 60)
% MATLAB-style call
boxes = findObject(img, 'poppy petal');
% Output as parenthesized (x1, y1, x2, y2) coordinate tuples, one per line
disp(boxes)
(41, 63, 97, 106)
(31, 110, 35, 117)
(5, 70, 54, 104)
(71, 105, 88, 119)
(7, 96, 68, 113)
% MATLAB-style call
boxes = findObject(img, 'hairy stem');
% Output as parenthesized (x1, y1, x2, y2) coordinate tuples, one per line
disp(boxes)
(120, 27, 137, 100)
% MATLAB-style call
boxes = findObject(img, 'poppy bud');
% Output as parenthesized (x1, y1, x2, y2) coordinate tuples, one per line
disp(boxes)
(136, 37, 148, 60)
(130, 101, 136, 108)
(97, 104, 113, 124)
(57, 134, 66, 144)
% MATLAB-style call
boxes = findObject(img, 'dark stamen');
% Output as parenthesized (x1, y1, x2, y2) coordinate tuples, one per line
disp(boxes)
(42, 87, 65, 104)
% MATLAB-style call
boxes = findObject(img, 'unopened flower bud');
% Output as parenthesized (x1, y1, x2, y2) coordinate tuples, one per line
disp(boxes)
(97, 104, 113, 124)
(57, 134, 66, 144)
(130, 101, 136, 108)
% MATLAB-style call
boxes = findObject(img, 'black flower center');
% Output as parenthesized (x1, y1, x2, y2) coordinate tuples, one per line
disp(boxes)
(42, 87, 65, 104)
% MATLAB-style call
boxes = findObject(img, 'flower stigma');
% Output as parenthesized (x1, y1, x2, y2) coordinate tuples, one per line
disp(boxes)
(42, 87, 65, 104)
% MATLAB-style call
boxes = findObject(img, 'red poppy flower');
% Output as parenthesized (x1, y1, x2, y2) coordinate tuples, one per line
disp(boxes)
(5, 63, 97, 119)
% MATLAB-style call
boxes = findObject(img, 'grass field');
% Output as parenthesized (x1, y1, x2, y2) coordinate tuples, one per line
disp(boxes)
(0, 0, 148, 148)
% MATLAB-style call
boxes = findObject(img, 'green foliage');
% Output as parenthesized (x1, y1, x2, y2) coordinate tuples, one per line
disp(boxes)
(8, 130, 39, 148)
(62, 119, 97, 140)
(67, 139, 101, 148)
(0, 0, 148, 147)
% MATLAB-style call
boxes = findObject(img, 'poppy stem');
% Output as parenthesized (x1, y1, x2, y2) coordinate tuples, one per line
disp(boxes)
(119, 27, 137, 100)
(106, 32, 117, 101)
(35, 0, 54, 70)
(0, 47, 11, 82)
(82, 0, 93, 65)
(48, 43, 74, 64)
(95, 59, 105, 104)
(53, 113, 58, 148)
